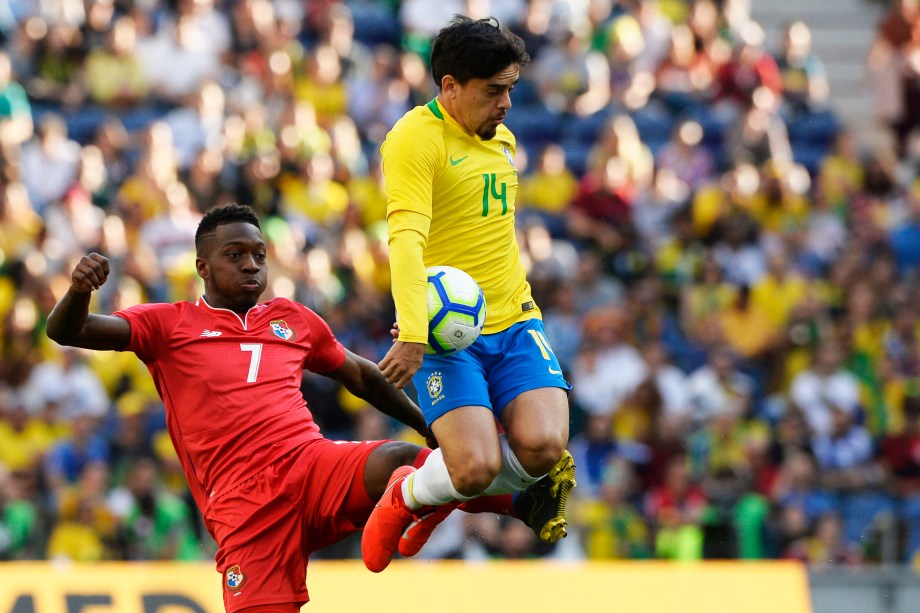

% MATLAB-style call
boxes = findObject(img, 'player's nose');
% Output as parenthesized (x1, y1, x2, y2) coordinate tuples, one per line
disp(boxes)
(240, 254, 261, 271)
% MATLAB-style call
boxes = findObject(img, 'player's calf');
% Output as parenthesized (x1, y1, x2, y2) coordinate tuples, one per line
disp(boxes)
(512, 450, 576, 543)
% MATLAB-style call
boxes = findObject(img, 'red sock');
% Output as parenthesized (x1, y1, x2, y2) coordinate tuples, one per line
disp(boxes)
(458, 494, 515, 517)
(412, 446, 432, 469)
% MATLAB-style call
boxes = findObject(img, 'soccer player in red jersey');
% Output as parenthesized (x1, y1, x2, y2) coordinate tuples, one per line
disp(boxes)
(46, 203, 442, 613)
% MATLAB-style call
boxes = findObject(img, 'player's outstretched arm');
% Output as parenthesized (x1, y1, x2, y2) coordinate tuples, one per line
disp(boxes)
(326, 349, 433, 443)
(46, 253, 131, 351)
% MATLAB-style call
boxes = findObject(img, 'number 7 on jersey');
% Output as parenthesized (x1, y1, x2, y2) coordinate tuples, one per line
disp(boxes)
(240, 343, 263, 383)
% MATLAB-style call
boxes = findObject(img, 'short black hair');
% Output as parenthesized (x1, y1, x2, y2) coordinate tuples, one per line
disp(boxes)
(430, 16, 529, 88)
(195, 203, 261, 255)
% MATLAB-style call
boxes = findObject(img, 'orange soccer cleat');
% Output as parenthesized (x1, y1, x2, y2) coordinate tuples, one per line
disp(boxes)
(361, 466, 416, 573)
(398, 500, 459, 558)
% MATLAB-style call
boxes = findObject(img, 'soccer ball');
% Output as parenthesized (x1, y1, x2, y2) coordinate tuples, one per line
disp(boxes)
(426, 266, 486, 355)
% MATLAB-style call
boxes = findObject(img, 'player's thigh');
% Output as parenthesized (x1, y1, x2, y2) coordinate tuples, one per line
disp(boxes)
(304, 438, 391, 547)
(413, 343, 491, 426)
(207, 451, 312, 612)
(430, 405, 503, 472)
(502, 386, 570, 451)
(488, 319, 570, 414)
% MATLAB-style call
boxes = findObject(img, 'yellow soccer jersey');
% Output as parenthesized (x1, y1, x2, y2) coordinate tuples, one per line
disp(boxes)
(383, 98, 540, 342)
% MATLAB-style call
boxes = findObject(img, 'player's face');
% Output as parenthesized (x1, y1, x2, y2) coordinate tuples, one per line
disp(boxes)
(449, 64, 519, 140)
(196, 222, 268, 313)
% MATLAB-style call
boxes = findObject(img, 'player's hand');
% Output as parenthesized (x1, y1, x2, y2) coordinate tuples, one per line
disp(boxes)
(71, 253, 110, 294)
(389, 321, 399, 342)
(378, 340, 425, 389)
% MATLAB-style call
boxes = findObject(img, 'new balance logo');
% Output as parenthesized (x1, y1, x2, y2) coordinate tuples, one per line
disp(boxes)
(200, 330, 222, 337)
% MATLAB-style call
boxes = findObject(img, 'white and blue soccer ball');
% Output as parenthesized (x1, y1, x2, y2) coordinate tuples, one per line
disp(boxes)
(426, 265, 486, 355)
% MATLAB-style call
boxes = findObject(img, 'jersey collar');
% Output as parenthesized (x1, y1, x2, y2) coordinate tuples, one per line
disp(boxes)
(426, 97, 470, 136)
(196, 295, 264, 330)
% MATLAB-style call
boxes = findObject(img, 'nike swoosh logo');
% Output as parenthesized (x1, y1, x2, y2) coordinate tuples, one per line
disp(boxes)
(449, 155, 468, 166)
(548, 367, 563, 375)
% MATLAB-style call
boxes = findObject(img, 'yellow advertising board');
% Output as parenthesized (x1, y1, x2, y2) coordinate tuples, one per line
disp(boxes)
(0, 560, 810, 613)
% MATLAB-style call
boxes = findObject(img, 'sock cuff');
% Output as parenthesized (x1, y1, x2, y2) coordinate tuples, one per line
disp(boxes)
(412, 446, 433, 469)
(501, 436, 542, 485)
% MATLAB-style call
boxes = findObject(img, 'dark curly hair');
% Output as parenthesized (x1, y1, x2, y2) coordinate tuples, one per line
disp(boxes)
(430, 15, 530, 88)
(195, 203, 261, 255)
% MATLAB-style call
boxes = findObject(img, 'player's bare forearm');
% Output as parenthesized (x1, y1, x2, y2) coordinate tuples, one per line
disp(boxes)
(330, 350, 430, 438)
(46, 253, 131, 350)
(362, 370, 430, 439)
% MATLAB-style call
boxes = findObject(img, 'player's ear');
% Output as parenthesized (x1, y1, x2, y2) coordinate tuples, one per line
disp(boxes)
(441, 75, 457, 97)
(196, 257, 209, 281)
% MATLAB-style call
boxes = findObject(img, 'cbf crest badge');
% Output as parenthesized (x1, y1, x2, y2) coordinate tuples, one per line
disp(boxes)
(226, 564, 246, 591)
(270, 319, 296, 341)
(426, 371, 445, 405)
(500, 142, 515, 166)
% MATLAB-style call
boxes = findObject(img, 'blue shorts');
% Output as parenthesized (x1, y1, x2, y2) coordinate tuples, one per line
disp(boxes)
(413, 319, 571, 426)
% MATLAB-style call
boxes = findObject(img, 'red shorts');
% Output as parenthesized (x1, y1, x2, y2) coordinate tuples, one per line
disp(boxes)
(204, 438, 387, 612)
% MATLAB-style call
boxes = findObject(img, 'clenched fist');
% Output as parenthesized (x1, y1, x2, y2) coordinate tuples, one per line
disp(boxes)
(71, 253, 110, 293)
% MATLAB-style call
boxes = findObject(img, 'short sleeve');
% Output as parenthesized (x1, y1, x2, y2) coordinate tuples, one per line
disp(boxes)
(114, 302, 181, 363)
(294, 303, 347, 373)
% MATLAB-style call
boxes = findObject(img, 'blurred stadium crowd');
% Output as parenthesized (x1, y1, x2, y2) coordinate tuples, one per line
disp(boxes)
(1, 0, 920, 569)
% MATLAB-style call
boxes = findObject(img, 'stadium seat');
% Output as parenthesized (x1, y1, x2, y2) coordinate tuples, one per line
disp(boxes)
(839, 491, 897, 547)
(631, 107, 675, 151)
(349, 3, 401, 47)
(562, 110, 613, 145)
(510, 78, 542, 108)
(793, 143, 829, 176)
(901, 496, 920, 562)
(787, 109, 839, 149)
(503, 106, 562, 146)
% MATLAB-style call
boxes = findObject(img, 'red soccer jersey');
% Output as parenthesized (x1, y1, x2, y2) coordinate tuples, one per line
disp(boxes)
(115, 297, 346, 511)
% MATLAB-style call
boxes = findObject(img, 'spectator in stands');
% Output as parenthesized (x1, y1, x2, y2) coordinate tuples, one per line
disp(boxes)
(723, 86, 793, 168)
(866, 0, 920, 157)
(791, 339, 863, 439)
(714, 20, 783, 120)
(0, 464, 38, 560)
(656, 118, 715, 192)
(20, 112, 80, 212)
(532, 25, 611, 116)
(26, 21, 85, 109)
(107, 456, 201, 560)
(0, 49, 32, 152)
(774, 20, 829, 117)
(686, 346, 755, 425)
(784, 512, 862, 565)
(571, 307, 647, 418)
(518, 143, 579, 237)
(575, 458, 651, 559)
(811, 403, 877, 493)
(644, 454, 708, 559)
(0, 180, 41, 263)
(43, 413, 110, 491)
(83, 15, 148, 108)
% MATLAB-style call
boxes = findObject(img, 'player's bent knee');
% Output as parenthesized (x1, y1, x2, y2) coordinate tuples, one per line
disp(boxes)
(517, 443, 568, 477)
(449, 462, 500, 496)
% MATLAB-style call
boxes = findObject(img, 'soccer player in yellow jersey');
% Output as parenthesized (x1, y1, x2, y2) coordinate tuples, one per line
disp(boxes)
(361, 16, 576, 572)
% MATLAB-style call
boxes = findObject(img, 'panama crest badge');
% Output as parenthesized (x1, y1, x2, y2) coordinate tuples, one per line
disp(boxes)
(270, 319, 296, 341)
(226, 565, 246, 591)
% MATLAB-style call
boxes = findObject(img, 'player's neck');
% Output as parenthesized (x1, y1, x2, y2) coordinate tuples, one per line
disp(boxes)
(201, 293, 258, 315)
(434, 96, 472, 136)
